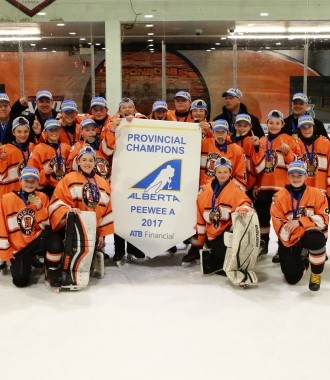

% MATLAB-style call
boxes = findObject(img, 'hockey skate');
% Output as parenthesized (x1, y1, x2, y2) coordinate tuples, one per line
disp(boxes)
(167, 246, 177, 257)
(45, 267, 62, 293)
(258, 240, 268, 260)
(127, 251, 150, 264)
(200, 250, 223, 275)
(309, 272, 322, 292)
(272, 252, 280, 264)
(91, 251, 105, 279)
(113, 251, 126, 267)
(182, 248, 200, 267)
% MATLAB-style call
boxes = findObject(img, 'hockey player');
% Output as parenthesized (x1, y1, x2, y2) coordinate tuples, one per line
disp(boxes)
(68, 118, 111, 180)
(283, 93, 328, 139)
(232, 113, 259, 195)
(252, 110, 301, 259)
(190, 99, 213, 137)
(0, 116, 35, 198)
(47, 146, 113, 284)
(296, 115, 330, 203)
(27, 119, 71, 199)
(0, 167, 63, 287)
(88, 96, 113, 138)
(270, 160, 328, 291)
(182, 157, 254, 271)
(200, 119, 247, 189)
(167, 91, 194, 123)
(58, 100, 81, 146)
(149, 100, 170, 121)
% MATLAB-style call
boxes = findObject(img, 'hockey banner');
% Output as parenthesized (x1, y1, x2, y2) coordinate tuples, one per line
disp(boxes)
(111, 118, 201, 257)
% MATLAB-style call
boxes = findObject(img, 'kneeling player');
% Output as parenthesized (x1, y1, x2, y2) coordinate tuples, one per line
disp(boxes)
(47, 146, 113, 290)
(182, 158, 258, 285)
(0, 167, 63, 287)
(270, 160, 328, 291)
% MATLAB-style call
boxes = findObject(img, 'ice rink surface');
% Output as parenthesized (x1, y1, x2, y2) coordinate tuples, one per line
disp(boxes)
(1, 231, 330, 380)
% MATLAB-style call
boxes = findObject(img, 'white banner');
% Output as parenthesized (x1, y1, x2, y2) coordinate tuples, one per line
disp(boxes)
(111, 118, 201, 258)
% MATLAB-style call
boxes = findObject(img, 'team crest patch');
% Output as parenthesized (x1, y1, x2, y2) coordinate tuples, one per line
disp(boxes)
(82, 183, 100, 209)
(49, 157, 67, 180)
(264, 149, 277, 173)
(17, 208, 35, 236)
(95, 157, 110, 179)
(206, 153, 221, 177)
(301, 153, 318, 177)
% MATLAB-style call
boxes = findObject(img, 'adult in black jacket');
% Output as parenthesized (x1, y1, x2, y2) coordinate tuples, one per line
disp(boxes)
(283, 92, 328, 139)
(213, 87, 264, 138)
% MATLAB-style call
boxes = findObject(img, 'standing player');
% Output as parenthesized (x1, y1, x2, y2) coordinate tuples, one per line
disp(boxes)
(167, 91, 194, 123)
(270, 160, 328, 291)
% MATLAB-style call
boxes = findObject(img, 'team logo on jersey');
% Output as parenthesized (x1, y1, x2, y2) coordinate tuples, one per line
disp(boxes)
(264, 149, 277, 173)
(82, 183, 100, 209)
(132, 160, 181, 194)
(17, 208, 35, 236)
(205, 153, 221, 177)
(95, 157, 110, 180)
(49, 157, 67, 180)
(301, 153, 318, 177)
(208, 207, 221, 228)
(295, 207, 306, 218)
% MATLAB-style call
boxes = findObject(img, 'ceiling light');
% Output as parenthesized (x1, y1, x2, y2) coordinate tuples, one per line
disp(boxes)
(215, 42, 220, 45)
(56, 23, 65, 26)
(276, 42, 282, 45)
(144, 15, 154, 18)
(52, 50, 56, 52)
(80, 38, 86, 41)
(235, 26, 286, 33)
(69, 32, 76, 35)
(146, 24, 154, 28)
(42, 47, 47, 50)
(37, 12, 46, 16)
(148, 44, 154, 47)
(211, 47, 215, 50)
(95, 43, 101, 46)
(147, 33, 154, 36)
(147, 39, 154, 42)
(221, 37, 226, 40)
(30, 43, 36, 46)
(206, 49, 211, 52)
(0, 37, 42, 42)
(228, 34, 330, 40)
(0, 25, 40, 36)
(260, 12, 269, 17)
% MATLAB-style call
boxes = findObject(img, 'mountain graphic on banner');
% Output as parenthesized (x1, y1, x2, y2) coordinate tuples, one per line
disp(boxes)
(132, 160, 182, 193)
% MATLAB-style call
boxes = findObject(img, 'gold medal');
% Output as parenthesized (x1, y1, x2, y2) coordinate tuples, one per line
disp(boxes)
(292, 133, 298, 140)
(87, 137, 95, 143)
(209, 211, 216, 220)
(307, 164, 315, 172)
(28, 193, 36, 202)
(265, 161, 272, 168)
(56, 169, 64, 177)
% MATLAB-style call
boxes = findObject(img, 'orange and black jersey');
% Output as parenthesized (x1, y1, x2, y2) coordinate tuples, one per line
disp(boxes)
(297, 135, 330, 196)
(0, 141, 35, 198)
(167, 110, 194, 123)
(49, 171, 113, 237)
(0, 190, 49, 261)
(192, 179, 254, 248)
(271, 184, 328, 247)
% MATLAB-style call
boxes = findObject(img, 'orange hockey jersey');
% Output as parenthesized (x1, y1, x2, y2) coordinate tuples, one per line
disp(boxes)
(270, 185, 328, 247)
(67, 140, 111, 180)
(192, 179, 254, 247)
(27, 142, 71, 188)
(0, 191, 50, 261)
(252, 133, 301, 191)
(233, 135, 258, 191)
(0, 142, 35, 198)
(49, 171, 113, 237)
(297, 136, 330, 196)
(200, 135, 247, 189)
(167, 110, 194, 123)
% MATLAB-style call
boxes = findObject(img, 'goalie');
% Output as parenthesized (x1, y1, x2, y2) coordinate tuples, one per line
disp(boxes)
(182, 157, 260, 287)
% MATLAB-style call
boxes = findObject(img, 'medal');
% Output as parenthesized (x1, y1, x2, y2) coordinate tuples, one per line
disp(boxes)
(92, 201, 98, 209)
(292, 133, 298, 140)
(209, 211, 216, 220)
(56, 169, 64, 177)
(307, 164, 315, 172)
(265, 161, 272, 168)
(28, 193, 36, 202)
(87, 137, 95, 143)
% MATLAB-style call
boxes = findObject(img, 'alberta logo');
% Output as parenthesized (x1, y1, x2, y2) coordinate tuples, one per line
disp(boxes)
(132, 160, 182, 193)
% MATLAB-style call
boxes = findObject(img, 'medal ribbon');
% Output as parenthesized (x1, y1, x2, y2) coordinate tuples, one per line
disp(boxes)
(14, 142, 30, 165)
(54, 143, 63, 173)
(215, 140, 227, 153)
(266, 137, 273, 162)
(290, 190, 303, 219)
(64, 129, 75, 146)
(211, 182, 223, 212)
(84, 175, 99, 204)
(302, 140, 315, 165)
(291, 118, 298, 135)
(18, 191, 33, 206)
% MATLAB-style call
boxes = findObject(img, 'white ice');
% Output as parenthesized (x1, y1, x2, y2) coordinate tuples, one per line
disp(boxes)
(1, 229, 330, 380)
